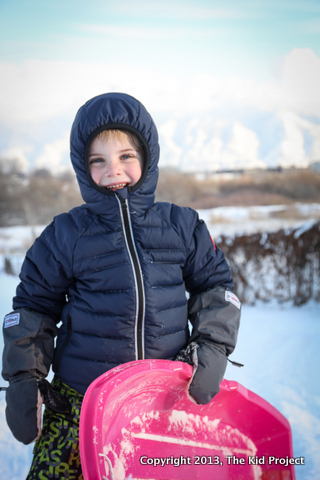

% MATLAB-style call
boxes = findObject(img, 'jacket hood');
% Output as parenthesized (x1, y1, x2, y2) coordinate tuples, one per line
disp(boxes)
(70, 92, 160, 215)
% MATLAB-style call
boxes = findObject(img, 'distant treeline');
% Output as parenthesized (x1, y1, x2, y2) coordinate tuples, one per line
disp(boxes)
(1, 158, 320, 227)
(156, 167, 320, 208)
(0, 162, 82, 226)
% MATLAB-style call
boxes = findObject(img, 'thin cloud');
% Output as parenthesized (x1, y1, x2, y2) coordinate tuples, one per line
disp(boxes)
(299, 19, 320, 34)
(77, 24, 231, 40)
(111, 1, 247, 21)
(1, 48, 320, 124)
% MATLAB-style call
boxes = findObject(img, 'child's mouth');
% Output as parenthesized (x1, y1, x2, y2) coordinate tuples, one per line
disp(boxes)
(104, 183, 128, 191)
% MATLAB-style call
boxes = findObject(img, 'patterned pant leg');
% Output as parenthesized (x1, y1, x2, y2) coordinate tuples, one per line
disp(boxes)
(26, 377, 84, 480)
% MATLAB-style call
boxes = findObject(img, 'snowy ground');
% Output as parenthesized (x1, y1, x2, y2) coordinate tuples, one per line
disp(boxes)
(198, 202, 320, 239)
(0, 273, 319, 479)
(226, 300, 320, 480)
(0, 209, 319, 479)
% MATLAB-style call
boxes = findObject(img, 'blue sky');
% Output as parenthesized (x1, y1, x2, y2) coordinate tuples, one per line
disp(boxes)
(1, 0, 320, 75)
(1, 0, 320, 172)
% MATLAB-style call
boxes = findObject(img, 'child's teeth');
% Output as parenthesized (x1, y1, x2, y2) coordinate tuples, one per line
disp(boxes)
(106, 183, 126, 189)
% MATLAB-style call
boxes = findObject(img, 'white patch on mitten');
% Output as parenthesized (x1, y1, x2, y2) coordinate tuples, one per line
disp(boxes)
(225, 290, 241, 309)
(4, 312, 20, 328)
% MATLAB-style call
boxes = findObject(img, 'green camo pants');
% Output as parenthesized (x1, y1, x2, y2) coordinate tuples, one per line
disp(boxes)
(26, 377, 84, 480)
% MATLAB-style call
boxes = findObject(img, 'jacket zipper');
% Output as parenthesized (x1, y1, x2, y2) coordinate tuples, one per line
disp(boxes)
(116, 194, 145, 360)
(55, 315, 72, 373)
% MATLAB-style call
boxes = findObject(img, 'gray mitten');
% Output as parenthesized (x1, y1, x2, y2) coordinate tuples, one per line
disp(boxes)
(188, 342, 227, 404)
(176, 341, 227, 405)
(183, 286, 241, 404)
(5, 373, 71, 445)
(5, 373, 42, 445)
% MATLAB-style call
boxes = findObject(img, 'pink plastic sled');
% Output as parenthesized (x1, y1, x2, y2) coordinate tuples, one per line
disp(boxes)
(79, 360, 296, 480)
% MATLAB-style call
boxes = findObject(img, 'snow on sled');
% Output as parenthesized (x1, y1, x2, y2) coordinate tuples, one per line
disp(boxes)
(79, 359, 295, 480)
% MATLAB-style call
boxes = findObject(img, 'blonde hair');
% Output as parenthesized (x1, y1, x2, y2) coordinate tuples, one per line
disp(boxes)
(95, 129, 143, 157)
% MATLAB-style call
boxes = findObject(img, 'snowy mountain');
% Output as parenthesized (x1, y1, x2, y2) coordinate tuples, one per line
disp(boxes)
(1, 108, 320, 175)
(157, 110, 320, 173)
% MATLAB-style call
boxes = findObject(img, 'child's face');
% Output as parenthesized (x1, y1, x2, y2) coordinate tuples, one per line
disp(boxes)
(88, 135, 143, 191)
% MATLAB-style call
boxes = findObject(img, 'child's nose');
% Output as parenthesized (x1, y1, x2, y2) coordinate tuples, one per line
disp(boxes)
(106, 159, 122, 176)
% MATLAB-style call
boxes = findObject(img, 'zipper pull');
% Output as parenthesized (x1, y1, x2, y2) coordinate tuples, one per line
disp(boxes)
(115, 192, 128, 207)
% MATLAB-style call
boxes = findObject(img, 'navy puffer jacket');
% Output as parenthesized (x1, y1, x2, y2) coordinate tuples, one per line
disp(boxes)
(4, 93, 236, 395)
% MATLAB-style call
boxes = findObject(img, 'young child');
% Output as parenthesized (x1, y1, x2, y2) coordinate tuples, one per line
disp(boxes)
(2, 92, 241, 479)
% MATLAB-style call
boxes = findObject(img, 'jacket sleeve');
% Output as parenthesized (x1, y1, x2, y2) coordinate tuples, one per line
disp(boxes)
(2, 216, 75, 380)
(188, 285, 240, 356)
(182, 215, 234, 295)
(13, 217, 75, 316)
(179, 212, 241, 404)
(181, 212, 240, 351)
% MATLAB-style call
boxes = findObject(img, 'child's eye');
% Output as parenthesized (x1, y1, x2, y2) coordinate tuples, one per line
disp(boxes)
(120, 154, 133, 160)
(89, 157, 104, 165)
